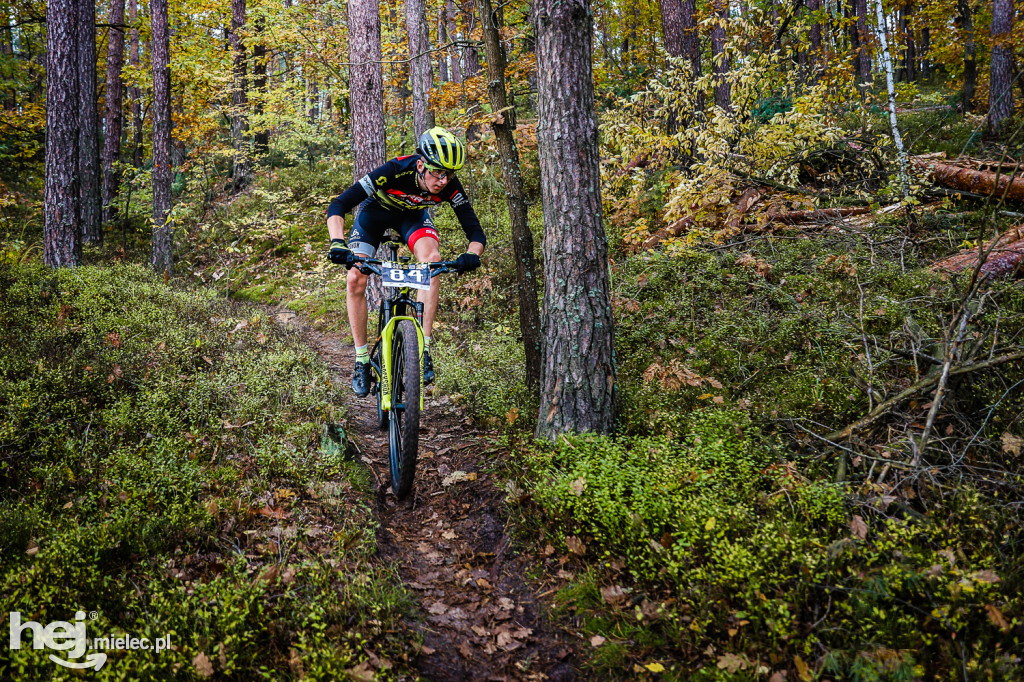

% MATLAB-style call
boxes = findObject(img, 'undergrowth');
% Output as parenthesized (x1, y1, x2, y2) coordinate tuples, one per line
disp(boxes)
(0, 262, 418, 679)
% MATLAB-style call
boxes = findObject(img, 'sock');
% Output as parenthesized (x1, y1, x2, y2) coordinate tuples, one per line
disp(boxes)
(423, 336, 431, 352)
(355, 345, 369, 364)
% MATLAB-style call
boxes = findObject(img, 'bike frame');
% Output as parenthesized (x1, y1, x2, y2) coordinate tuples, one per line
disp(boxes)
(356, 243, 455, 413)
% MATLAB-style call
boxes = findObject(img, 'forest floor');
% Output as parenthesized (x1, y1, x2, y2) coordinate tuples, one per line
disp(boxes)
(282, 308, 580, 681)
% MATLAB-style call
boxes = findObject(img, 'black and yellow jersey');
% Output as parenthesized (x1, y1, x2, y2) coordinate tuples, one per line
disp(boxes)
(327, 155, 486, 246)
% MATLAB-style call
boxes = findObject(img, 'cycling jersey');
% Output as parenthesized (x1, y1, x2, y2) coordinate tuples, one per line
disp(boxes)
(327, 155, 487, 247)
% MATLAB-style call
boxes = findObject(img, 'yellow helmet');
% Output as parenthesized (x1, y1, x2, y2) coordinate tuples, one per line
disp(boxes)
(416, 127, 465, 171)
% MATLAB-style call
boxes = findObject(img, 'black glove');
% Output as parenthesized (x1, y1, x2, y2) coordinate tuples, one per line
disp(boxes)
(454, 252, 481, 273)
(328, 239, 357, 267)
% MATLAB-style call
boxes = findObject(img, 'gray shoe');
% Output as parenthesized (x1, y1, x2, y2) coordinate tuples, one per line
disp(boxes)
(351, 361, 371, 397)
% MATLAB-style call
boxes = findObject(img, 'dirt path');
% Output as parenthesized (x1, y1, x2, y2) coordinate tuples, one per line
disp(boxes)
(289, 313, 578, 681)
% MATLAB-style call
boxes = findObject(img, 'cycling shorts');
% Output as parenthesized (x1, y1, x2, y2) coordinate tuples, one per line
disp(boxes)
(347, 200, 439, 257)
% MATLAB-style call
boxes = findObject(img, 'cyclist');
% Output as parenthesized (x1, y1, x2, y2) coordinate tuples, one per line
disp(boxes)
(326, 127, 486, 397)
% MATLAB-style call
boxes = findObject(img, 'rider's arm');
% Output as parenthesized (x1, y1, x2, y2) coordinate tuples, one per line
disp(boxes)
(325, 159, 401, 238)
(444, 178, 487, 249)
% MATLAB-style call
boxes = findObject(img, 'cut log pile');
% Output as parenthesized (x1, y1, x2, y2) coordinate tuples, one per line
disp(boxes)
(914, 157, 1024, 203)
(931, 224, 1024, 280)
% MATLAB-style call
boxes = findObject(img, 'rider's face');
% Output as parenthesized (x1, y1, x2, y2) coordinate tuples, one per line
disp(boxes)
(418, 160, 451, 193)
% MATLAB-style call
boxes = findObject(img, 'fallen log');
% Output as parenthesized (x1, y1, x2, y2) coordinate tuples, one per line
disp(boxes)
(914, 158, 1024, 203)
(766, 207, 871, 225)
(931, 224, 1024, 279)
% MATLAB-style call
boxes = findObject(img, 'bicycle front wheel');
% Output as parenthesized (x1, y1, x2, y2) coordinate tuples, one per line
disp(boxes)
(388, 319, 421, 498)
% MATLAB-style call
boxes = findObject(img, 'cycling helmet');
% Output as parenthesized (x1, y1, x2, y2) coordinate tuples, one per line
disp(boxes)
(417, 127, 465, 171)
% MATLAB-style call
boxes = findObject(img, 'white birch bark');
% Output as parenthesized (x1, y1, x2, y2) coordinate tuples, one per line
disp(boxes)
(873, 0, 910, 199)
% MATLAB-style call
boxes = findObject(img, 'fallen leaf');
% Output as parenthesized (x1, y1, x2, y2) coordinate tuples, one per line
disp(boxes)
(193, 652, 214, 678)
(428, 601, 448, 615)
(570, 477, 587, 496)
(794, 655, 813, 682)
(769, 672, 787, 682)
(346, 661, 375, 682)
(565, 536, 586, 555)
(441, 530, 457, 540)
(457, 641, 473, 659)
(971, 569, 1000, 584)
(645, 662, 666, 673)
(471, 625, 489, 637)
(476, 578, 492, 590)
(986, 604, 1010, 631)
(1001, 432, 1022, 457)
(718, 652, 748, 673)
(850, 515, 868, 540)
(590, 635, 606, 647)
(601, 585, 627, 606)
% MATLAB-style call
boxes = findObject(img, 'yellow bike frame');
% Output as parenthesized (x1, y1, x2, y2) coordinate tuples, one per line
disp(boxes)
(378, 314, 425, 412)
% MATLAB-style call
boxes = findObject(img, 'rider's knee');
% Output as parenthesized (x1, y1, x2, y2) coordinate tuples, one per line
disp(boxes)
(347, 268, 367, 295)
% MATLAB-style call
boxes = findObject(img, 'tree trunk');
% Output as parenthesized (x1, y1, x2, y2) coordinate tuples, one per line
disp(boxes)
(849, 0, 871, 90)
(349, 0, 387, 309)
(873, 0, 909, 198)
(102, 0, 125, 224)
(919, 26, 930, 79)
(710, 0, 731, 111)
(150, 0, 173, 274)
(437, 5, 450, 82)
(476, 0, 542, 392)
(447, 0, 462, 83)
(957, 0, 976, 112)
(79, 0, 102, 244)
(44, 0, 82, 267)
(230, 0, 251, 191)
(806, 0, 822, 76)
(987, 0, 1014, 134)
(462, 10, 482, 143)
(405, 0, 435, 136)
(660, 0, 700, 79)
(253, 15, 268, 157)
(534, 0, 616, 438)
(129, 0, 143, 166)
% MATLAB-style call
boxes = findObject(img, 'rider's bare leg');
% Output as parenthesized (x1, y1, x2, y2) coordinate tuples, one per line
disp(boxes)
(412, 237, 442, 338)
(346, 267, 369, 347)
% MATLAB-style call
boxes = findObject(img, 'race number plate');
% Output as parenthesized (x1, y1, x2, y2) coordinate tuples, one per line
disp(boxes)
(381, 262, 431, 291)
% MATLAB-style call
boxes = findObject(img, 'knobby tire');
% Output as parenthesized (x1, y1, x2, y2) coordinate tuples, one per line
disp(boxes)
(388, 319, 421, 498)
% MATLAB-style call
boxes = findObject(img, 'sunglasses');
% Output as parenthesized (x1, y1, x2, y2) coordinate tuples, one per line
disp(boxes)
(425, 167, 454, 181)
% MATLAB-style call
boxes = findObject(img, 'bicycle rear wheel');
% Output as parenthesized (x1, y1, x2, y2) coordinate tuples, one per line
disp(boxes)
(388, 319, 421, 498)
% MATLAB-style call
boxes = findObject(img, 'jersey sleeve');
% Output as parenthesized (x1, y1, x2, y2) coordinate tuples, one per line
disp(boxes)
(444, 178, 487, 247)
(326, 159, 400, 219)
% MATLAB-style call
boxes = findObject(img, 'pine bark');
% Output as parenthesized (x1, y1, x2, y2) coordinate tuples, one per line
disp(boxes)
(102, 0, 126, 223)
(447, 0, 461, 83)
(710, 0, 731, 111)
(987, 0, 1014, 133)
(476, 0, 541, 392)
(437, 6, 449, 82)
(231, 0, 251, 190)
(129, 0, 143, 166)
(79, 0, 102, 243)
(44, 0, 82, 267)
(150, 0, 173, 274)
(849, 0, 871, 89)
(349, 0, 387, 310)
(534, 0, 616, 438)
(957, 0, 976, 111)
(405, 0, 435, 136)
(806, 0, 822, 71)
(349, 0, 386, 178)
(660, 0, 700, 80)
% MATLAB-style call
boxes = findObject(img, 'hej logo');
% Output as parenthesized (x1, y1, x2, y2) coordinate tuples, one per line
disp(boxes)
(9, 611, 106, 670)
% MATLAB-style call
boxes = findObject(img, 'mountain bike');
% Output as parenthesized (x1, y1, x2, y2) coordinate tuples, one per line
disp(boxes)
(351, 240, 459, 499)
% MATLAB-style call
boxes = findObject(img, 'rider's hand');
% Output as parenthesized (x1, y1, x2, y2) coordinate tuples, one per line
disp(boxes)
(454, 252, 481, 273)
(328, 239, 357, 268)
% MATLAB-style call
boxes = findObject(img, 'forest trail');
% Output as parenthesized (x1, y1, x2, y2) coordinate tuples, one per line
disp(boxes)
(281, 310, 578, 681)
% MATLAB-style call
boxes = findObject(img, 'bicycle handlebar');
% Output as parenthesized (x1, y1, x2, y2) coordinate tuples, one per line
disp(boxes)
(347, 257, 460, 278)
